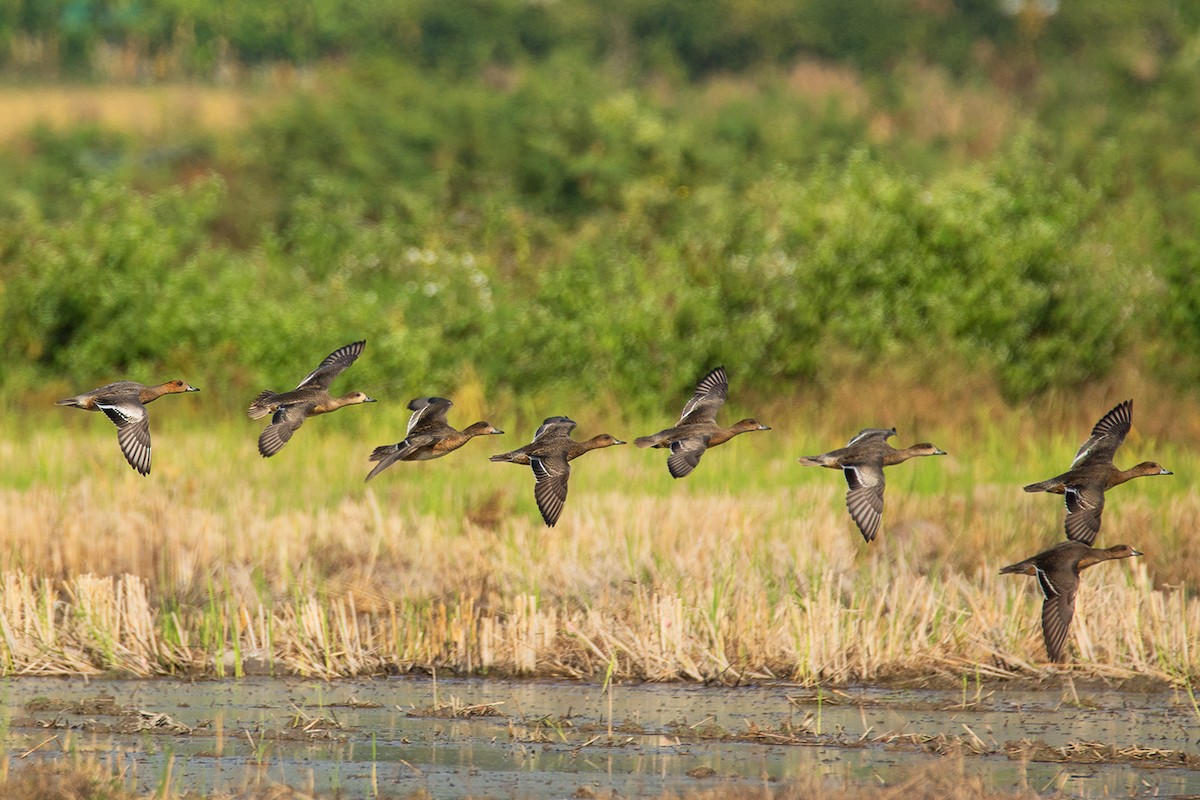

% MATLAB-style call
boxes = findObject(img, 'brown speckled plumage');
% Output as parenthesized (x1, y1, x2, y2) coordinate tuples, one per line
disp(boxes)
(490, 416, 601, 527)
(365, 397, 502, 481)
(56, 379, 200, 475)
(1024, 400, 1171, 545)
(1000, 540, 1142, 663)
(248, 341, 375, 458)
(634, 367, 769, 478)
(491, 433, 625, 466)
(797, 428, 946, 543)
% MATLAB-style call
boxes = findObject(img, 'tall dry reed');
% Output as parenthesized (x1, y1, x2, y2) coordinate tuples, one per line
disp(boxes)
(0, 415, 1194, 683)
(0, 407, 1190, 690)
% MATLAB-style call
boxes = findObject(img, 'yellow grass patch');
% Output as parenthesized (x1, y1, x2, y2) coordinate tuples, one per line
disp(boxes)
(0, 85, 265, 141)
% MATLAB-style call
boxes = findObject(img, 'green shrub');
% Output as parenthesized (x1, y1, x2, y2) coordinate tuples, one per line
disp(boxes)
(0, 135, 1126, 406)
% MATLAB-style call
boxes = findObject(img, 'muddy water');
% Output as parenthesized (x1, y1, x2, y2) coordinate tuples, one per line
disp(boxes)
(1, 676, 1197, 797)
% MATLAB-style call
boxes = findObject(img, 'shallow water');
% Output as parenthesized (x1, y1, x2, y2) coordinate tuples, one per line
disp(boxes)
(1, 675, 1197, 797)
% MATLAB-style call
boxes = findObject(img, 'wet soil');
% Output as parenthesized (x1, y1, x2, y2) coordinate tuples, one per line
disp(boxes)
(1, 675, 1198, 797)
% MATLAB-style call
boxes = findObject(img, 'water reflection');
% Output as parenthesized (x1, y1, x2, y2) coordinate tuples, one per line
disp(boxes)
(0, 676, 1196, 797)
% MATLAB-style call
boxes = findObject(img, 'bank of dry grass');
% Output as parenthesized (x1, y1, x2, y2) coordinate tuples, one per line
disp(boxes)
(0, 416, 1193, 684)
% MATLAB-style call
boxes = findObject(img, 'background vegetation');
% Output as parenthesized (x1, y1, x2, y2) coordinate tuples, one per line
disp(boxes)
(0, 1, 1197, 419)
(0, 32, 1196, 800)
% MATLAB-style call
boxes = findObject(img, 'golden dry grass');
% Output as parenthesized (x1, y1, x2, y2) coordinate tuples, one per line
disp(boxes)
(0, 412, 1194, 684)
(0, 85, 266, 142)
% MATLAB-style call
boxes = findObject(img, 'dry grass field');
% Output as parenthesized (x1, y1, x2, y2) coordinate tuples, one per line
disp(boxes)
(0, 84, 268, 142)
(0, 397, 1194, 686)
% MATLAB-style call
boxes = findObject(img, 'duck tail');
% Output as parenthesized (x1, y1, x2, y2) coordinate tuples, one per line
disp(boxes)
(489, 451, 518, 463)
(364, 455, 397, 482)
(55, 396, 82, 407)
(634, 433, 665, 449)
(1022, 479, 1055, 493)
(368, 444, 397, 463)
(247, 390, 276, 420)
(797, 455, 825, 467)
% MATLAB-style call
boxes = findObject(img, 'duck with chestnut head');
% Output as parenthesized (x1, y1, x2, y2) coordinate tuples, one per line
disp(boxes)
(1024, 400, 1171, 545)
(798, 427, 947, 543)
(1000, 540, 1142, 663)
(57, 378, 200, 475)
(366, 396, 503, 481)
(635, 366, 770, 479)
(248, 340, 376, 458)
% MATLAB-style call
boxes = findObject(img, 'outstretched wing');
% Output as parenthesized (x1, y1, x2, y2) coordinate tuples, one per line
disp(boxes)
(96, 398, 152, 476)
(846, 428, 896, 448)
(1070, 399, 1132, 468)
(296, 341, 366, 390)
(666, 436, 709, 479)
(675, 367, 728, 426)
(1063, 483, 1106, 546)
(532, 416, 576, 442)
(843, 462, 885, 542)
(406, 397, 453, 436)
(259, 405, 308, 457)
(530, 454, 571, 527)
(1036, 565, 1078, 663)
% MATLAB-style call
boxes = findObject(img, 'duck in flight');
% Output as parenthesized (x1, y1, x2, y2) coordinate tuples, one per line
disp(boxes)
(798, 428, 946, 543)
(635, 366, 770, 478)
(1023, 400, 1171, 545)
(365, 397, 503, 481)
(492, 416, 618, 527)
(248, 340, 376, 457)
(57, 379, 200, 475)
(1000, 540, 1142, 663)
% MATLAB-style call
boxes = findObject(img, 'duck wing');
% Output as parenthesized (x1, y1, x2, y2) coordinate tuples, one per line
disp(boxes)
(666, 436, 709, 479)
(845, 427, 896, 448)
(259, 405, 308, 457)
(96, 396, 152, 476)
(842, 462, 885, 543)
(530, 453, 571, 527)
(295, 341, 366, 390)
(1070, 399, 1132, 468)
(675, 367, 728, 426)
(532, 416, 576, 442)
(1063, 482, 1106, 546)
(1035, 562, 1079, 663)
(405, 397, 454, 436)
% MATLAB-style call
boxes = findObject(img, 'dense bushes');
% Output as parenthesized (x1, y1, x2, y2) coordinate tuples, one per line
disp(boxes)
(0, 0, 1019, 79)
(2, 6, 1199, 406)
(0, 137, 1127, 405)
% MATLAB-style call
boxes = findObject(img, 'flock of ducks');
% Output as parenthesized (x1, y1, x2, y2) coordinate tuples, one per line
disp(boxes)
(56, 341, 1173, 665)
(1003, 400, 1168, 663)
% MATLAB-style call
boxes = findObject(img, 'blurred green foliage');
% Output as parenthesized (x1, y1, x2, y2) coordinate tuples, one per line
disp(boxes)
(0, 1, 1196, 409)
(0, 135, 1125, 405)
